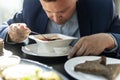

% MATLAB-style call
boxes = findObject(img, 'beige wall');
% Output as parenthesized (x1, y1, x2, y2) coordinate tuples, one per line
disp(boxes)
(114, 0, 120, 16)
(0, 0, 23, 25)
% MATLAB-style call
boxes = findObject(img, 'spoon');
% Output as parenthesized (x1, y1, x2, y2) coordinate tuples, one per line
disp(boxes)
(30, 31, 61, 41)
(30, 31, 51, 41)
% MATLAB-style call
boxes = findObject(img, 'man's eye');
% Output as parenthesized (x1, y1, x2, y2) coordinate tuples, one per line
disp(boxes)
(59, 10, 66, 13)
(46, 11, 52, 13)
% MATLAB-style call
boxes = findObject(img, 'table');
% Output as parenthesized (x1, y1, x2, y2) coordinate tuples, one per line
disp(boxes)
(4, 43, 75, 80)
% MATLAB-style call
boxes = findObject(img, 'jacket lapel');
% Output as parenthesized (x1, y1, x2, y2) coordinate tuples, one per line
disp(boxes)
(76, 0, 91, 37)
(34, 10, 48, 34)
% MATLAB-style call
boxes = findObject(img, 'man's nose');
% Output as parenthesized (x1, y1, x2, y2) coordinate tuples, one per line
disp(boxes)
(52, 13, 61, 22)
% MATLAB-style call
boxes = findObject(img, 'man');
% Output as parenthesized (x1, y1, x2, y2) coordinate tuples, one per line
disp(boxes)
(0, 0, 120, 59)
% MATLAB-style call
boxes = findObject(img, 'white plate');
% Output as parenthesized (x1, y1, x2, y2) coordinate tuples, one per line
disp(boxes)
(64, 56, 120, 80)
(2, 49, 13, 57)
(1, 58, 68, 80)
(20, 59, 68, 80)
(22, 44, 71, 57)
(0, 55, 20, 68)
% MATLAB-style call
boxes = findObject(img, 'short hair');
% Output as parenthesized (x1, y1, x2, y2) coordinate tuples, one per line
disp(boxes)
(42, 0, 56, 2)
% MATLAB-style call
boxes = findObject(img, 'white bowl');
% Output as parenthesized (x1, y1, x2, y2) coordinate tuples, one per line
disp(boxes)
(53, 46, 71, 55)
(29, 33, 77, 54)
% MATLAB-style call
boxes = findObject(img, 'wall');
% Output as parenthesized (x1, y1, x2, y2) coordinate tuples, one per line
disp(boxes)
(0, 0, 23, 25)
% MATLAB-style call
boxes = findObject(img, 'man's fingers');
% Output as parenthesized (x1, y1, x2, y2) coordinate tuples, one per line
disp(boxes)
(8, 23, 30, 43)
(68, 39, 83, 59)
(67, 46, 78, 59)
(76, 45, 86, 56)
(67, 41, 81, 59)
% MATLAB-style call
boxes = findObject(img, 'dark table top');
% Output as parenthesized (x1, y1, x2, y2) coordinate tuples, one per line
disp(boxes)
(4, 43, 75, 80)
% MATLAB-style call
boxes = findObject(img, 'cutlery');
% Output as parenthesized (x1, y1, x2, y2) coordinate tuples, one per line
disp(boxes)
(30, 31, 51, 40)
(30, 31, 63, 41)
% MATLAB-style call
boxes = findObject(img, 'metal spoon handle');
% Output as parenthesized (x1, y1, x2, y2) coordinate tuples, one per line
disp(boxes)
(30, 31, 40, 35)
(30, 31, 49, 40)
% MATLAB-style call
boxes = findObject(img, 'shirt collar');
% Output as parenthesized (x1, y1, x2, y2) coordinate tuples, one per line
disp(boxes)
(69, 10, 78, 24)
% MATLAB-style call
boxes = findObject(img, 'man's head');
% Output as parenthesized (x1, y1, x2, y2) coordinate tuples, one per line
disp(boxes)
(40, 0, 77, 24)
(42, 0, 56, 2)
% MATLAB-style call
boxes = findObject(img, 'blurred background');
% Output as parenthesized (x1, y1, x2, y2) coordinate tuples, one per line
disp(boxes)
(0, 0, 23, 25)
(114, 0, 120, 16)
(0, 0, 119, 25)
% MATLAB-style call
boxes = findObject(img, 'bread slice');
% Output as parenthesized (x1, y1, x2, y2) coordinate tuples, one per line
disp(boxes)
(74, 56, 120, 80)
(74, 56, 108, 77)
(106, 64, 120, 80)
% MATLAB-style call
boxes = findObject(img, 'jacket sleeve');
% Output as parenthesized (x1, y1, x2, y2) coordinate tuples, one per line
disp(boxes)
(109, 15, 120, 58)
(107, 1, 120, 58)
(0, 0, 41, 39)
(0, 11, 24, 39)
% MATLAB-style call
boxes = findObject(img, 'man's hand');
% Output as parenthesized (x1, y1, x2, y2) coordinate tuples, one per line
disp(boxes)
(68, 33, 115, 59)
(8, 23, 31, 43)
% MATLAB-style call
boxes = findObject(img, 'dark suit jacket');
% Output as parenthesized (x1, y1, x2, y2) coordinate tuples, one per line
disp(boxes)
(1, 0, 120, 58)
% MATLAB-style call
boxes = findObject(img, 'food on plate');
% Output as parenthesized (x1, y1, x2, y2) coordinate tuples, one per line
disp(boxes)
(0, 38, 4, 56)
(38, 71, 61, 80)
(106, 64, 120, 80)
(0, 55, 20, 69)
(74, 56, 120, 80)
(2, 64, 61, 80)
(74, 56, 108, 77)
(2, 64, 41, 80)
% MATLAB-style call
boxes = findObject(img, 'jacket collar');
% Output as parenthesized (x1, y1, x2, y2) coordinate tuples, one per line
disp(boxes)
(76, 0, 91, 37)
(34, 10, 48, 34)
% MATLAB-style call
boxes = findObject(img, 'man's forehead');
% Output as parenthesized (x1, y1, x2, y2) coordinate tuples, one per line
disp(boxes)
(42, 0, 56, 2)
(40, 0, 67, 3)
(40, 0, 70, 12)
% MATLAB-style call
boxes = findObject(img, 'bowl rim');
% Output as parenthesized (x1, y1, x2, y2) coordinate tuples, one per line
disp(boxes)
(29, 33, 78, 43)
